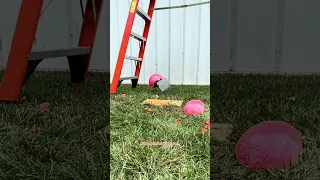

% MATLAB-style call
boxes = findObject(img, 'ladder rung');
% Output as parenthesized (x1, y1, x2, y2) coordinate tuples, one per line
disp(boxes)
(136, 7, 151, 22)
(29, 47, 90, 60)
(125, 55, 142, 62)
(130, 32, 146, 42)
(120, 76, 138, 81)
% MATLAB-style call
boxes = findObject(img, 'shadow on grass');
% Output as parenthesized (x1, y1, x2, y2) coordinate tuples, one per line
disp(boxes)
(211, 74, 320, 179)
(0, 71, 109, 179)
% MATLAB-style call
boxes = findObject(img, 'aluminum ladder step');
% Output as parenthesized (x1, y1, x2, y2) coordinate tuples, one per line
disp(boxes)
(29, 47, 90, 60)
(120, 76, 139, 81)
(136, 7, 151, 22)
(125, 55, 142, 62)
(130, 32, 146, 42)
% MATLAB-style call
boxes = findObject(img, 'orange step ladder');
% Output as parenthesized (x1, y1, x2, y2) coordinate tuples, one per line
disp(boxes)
(0, 0, 104, 101)
(110, 0, 156, 94)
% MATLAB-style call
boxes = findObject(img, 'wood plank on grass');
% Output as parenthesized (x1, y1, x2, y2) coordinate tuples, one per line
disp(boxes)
(141, 99, 183, 107)
(140, 142, 181, 146)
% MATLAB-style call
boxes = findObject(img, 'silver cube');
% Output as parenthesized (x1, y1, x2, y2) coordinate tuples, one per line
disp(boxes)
(156, 78, 171, 91)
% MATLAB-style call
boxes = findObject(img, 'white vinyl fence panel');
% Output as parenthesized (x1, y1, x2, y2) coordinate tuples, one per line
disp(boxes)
(212, 0, 320, 73)
(0, 0, 210, 85)
(0, 0, 108, 71)
(110, 0, 210, 85)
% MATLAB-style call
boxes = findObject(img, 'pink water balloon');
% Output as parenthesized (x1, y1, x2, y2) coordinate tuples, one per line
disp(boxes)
(183, 100, 205, 115)
(235, 121, 303, 170)
(149, 74, 163, 88)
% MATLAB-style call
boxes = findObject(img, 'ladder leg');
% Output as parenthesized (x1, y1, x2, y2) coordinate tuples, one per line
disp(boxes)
(23, 59, 43, 86)
(0, 0, 43, 101)
(133, 0, 156, 87)
(110, 0, 141, 94)
(68, 0, 104, 86)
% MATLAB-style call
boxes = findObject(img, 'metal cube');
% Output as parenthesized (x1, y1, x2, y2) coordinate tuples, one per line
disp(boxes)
(156, 78, 171, 91)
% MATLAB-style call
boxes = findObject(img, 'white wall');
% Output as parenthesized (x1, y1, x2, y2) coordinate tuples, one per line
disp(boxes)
(110, 0, 210, 85)
(0, 0, 108, 71)
(212, 0, 320, 73)
(0, 0, 210, 85)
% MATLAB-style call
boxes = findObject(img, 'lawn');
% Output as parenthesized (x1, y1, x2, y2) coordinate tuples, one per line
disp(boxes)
(0, 71, 109, 179)
(211, 73, 320, 179)
(110, 84, 210, 179)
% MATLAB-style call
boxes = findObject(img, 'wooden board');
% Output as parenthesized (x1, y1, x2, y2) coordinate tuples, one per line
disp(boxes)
(141, 99, 183, 107)
(140, 142, 181, 146)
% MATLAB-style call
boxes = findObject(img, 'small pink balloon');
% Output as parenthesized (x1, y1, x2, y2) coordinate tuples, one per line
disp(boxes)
(183, 100, 205, 116)
(235, 121, 303, 170)
(149, 74, 163, 88)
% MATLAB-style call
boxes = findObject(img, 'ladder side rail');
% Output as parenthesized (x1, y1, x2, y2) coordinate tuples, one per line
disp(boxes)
(68, 0, 104, 84)
(0, 0, 43, 101)
(134, 0, 156, 77)
(110, 0, 140, 94)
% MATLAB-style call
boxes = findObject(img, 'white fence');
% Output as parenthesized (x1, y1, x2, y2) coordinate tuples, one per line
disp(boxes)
(0, 0, 210, 85)
(0, 0, 108, 71)
(110, 0, 210, 85)
(212, 0, 320, 73)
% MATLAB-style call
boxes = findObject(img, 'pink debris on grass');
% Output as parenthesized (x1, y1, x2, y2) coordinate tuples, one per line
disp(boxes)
(235, 121, 303, 170)
(149, 74, 163, 88)
(202, 120, 210, 134)
(183, 100, 205, 116)
(176, 118, 182, 126)
(37, 102, 50, 112)
(206, 120, 210, 128)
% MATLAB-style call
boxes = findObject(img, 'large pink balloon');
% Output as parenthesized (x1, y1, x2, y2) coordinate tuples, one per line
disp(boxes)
(235, 121, 303, 170)
(183, 100, 205, 115)
(149, 74, 163, 88)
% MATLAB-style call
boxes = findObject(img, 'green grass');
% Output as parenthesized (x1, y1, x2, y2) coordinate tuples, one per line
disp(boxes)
(211, 74, 320, 180)
(110, 84, 210, 179)
(0, 71, 108, 179)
